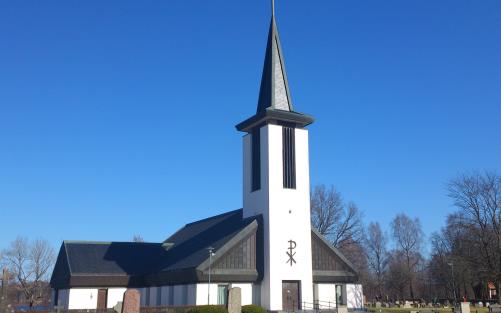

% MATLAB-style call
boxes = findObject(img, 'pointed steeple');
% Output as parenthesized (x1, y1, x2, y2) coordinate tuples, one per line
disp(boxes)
(236, 2, 314, 132)
(256, 15, 294, 113)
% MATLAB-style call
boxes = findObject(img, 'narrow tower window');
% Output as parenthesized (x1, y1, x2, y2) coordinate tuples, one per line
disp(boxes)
(282, 126, 296, 189)
(251, 128, 261, 191)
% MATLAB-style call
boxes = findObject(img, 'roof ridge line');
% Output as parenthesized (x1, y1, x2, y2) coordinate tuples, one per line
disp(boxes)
(64, 240, 161, 245)
(183, 208, 242, 227)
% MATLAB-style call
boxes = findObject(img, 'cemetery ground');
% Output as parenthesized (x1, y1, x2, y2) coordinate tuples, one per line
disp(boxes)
(368, 307, 489, 313)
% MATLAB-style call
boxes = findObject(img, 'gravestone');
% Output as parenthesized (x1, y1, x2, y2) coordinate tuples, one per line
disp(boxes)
(227, 287, 241, 313)
(476, 302, 483, 308)
(460, 302, 470, 313)
(114, 301, 123, 313)
(404, 301, 413, 308)
(338, 305, 348, 313)
(122, 289, 140, 313)
(376, 302, 382, 308)
(490, 304, 501, 313)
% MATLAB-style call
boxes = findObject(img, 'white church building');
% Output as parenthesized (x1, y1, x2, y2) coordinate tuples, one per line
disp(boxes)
(50, 3, 363, 312)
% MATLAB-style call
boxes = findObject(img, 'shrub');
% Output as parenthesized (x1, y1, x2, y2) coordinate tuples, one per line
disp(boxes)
(242, 305, 267, 313)
(187, 305, 228, 313)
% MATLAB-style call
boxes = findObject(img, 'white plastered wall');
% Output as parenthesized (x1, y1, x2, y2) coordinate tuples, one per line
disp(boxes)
(68, 288, 98, 309)
(196, 283, 253, 306)
(107, 288, 126, 308)
(138, 285, 196, 307)
(314, 284, 337, 309)
(243, 125, 314, 310)
(231, 283, 253, 306)
(314, 284, 364, 309)
(346, 284, 364, 309)
(138, 288, 147, 307)
(195, 283, 219, 305)
(160, 286, 170, 305)
(149, 287, 159, 306)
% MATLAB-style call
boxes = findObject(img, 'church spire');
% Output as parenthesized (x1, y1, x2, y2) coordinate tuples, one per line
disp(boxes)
(256, 7, 294, 113)
(236, 0, 314, 132)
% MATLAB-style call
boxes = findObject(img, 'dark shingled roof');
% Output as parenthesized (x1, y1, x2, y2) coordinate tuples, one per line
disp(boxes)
(50, 241, 168, 288)
(50, 209, 261, 288)
(155, 209, 256, 272)
(65, 241, 166, 275)
(50, 209, 357, 288)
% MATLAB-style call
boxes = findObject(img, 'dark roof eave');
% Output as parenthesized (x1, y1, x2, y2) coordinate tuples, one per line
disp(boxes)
(236, 109, 314, 132)
(51, 274, 146, 289)
(144, 268, 259, 285)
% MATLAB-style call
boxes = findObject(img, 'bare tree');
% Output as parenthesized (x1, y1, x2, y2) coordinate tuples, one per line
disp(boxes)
(310, 184, 363, 249)
(1, 268, 9, 313)
(1, 237, 55, 308)
(385, 251, 411, 300)
(391, 213, 424, 300)
(448, 171, 501, 303)
(364, 222, 388, 299)
(132, 235, 145, 243)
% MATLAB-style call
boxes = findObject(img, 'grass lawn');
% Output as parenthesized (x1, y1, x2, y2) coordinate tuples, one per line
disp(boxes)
(368, 307, 489, 313)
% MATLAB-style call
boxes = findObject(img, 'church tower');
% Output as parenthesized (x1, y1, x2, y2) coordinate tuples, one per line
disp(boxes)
(236, 2, 315, 310)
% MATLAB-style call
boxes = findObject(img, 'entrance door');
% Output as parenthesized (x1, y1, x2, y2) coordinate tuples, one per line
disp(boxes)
(282, 281, 301, 311)
(97, 289, 108, 310)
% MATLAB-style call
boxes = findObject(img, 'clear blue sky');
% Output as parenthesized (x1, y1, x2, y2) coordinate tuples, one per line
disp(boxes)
(1, 0, 500, 252)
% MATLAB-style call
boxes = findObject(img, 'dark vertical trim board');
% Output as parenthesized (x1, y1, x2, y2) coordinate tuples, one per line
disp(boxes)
(282, 126, 296, 189)
(251, 128, 261, 191)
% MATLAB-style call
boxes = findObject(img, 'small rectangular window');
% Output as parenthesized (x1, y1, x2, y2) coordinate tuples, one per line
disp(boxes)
(282, 126, 296, 189)
(251, 128, 261, 191)
(336, 285, 345, 305)
(217, 285, 228, 305)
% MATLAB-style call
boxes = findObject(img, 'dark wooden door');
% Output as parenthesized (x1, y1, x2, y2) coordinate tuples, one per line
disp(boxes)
(282, 281, 300, 311)
(97, 289, 108, 310)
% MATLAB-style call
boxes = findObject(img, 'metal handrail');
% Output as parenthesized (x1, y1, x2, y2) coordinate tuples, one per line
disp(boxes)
(302, 300, 338, 312)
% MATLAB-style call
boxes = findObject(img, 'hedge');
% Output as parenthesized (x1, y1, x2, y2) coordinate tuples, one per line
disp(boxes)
(241, 305, 267, 313)
(186, 306, 228, 313)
